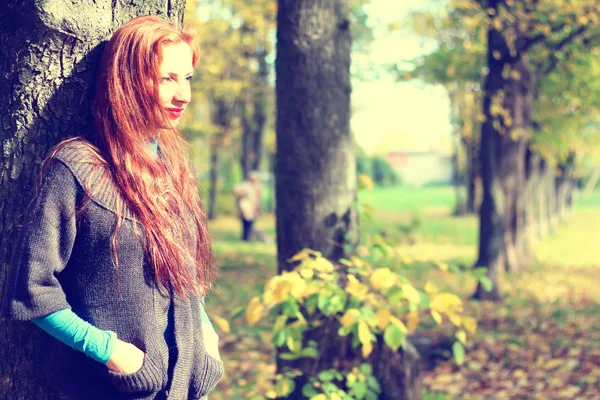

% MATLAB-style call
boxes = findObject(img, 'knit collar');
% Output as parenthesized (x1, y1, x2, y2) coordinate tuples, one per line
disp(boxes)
(54, 142, 137, 221)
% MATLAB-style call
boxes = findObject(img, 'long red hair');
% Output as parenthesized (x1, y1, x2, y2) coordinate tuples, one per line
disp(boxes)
(52, 16, 214, 298)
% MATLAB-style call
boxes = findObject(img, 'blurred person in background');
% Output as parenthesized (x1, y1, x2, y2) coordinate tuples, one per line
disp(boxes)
(233, 171, 262, 241)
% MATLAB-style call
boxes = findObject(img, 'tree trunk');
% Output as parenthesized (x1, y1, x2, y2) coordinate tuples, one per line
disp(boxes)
(545, 161, 558, 234)
(449, 88, 466, 216)
(275, 1, 419, 398)
(474, 1, 535, 299)
(240, 50, 268, 180)
(208, 99, 234, 220)
(500, 57, 535, 273)
(525, 150, 542, 245)
(207, 135, 221, 220)
(464, 136, 480, 214)
(0, 3, 185, 399)
(275, 0, 357, 267)
(555, 153, 575, 222)
(537, 158, 551, 238)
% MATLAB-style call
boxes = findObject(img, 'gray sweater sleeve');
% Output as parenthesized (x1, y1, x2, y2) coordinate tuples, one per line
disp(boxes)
(1, 159, 77, 320)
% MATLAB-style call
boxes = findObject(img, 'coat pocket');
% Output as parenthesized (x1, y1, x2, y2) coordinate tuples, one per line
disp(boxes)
(189, 352, 225, 399)
(106, 339, 168, 394)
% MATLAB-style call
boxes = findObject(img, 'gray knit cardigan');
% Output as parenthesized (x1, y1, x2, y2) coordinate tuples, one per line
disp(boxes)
(1, 140, 224, 399)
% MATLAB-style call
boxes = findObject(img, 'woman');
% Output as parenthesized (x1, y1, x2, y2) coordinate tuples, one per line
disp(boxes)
(1, 16, 223, 400)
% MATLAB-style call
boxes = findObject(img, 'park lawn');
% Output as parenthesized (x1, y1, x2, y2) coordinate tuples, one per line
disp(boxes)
(205, 186, 600, 399)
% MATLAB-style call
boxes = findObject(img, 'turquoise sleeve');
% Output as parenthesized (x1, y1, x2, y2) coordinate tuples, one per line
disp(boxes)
(32, 308, 117, 364)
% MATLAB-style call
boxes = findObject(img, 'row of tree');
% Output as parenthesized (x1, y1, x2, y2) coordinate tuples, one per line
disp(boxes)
(399, 0, 600, 300)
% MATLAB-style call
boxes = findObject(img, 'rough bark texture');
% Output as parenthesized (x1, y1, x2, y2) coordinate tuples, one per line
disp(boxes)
(275, 0, 357, 267)
(500, 56, 535, 273)
(474, 9, 508, 301)
(275, 1, 420, 398)
(474, 1, 535, 300)
(0, 2, 185, 399)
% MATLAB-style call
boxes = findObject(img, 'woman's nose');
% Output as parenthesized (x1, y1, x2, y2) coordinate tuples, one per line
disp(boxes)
(174, 81, 191, 104)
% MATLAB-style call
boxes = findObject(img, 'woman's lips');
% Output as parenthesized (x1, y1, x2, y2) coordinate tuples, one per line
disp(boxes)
(167, 108, 184, 119)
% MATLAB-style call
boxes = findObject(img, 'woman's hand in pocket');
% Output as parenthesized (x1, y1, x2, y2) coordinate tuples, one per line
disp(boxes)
(105, 339, 145, 374)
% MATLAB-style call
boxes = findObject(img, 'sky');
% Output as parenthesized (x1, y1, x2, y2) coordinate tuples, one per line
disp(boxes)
(351, 0, 453, 155)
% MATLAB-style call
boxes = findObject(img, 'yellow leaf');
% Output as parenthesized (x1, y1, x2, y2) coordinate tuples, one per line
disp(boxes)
(512, 369, 526, 379)
(456, 330, 467, 345)
(407, 311, 420, 330)
(361, 338, 373, 358)
(430, 293, 463, 314)
(266, 389, 277, 399)
(287, 248, 318, 262)
(544, 359, 563, 370)
(302, 280, 322, 299)
(312, 257, 335, 273)
(436, 262, 448, 272)
(375, 309, 391, 330)
(448, 312, 462, 327)
(358, 174, 374, 189)
(358, 321, 371, 345)
(424, 282, 438, 294)
(370, 268, 396, 290)
(286, 272, 307, 300)
(310, 394, 327, 400)
(273, 315, 287, 333)
(299, 267, 314, 279)
(492, 18, 502, 31)
(340, 309, 361, 329)
(245, 297, 264, 326)
(211, 316, 230, 334)
(347, 280, 369, 300)
(431, 310, 442, 324)
(350, 256, 365, 268)
(493, 50, 501, 60)
(273, 280, 293, 303)
(401, 284, 420, 304)
(435, 374, 454, 384)
(390, 316, 408, 334)
(463, 316, 478, 334)
(330, 393, 342, 400)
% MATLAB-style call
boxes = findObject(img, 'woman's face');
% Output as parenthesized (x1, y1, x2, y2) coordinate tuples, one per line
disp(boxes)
(157, 42, 194, 125)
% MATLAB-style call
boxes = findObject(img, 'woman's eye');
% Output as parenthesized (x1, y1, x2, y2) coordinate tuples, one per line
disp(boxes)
(186, 76, 193, 81)
(161, 76, 172, 83)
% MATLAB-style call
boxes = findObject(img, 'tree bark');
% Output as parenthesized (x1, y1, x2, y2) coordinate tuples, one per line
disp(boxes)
(0, 3, 185, 399)
(555, 153, 575, 222)
(474, 0, 535, 299)
(275, 0, 357, 267)
(500, 57, 535, 273)
(240, 51, 269, 180)
(207, 99, 233, 220)
(464, 135, 480, 214)
(207, 135, 221, 221)
(525, 150, 542, 245)
(449, 88, 466, 216)
(275, 1, 419, 398)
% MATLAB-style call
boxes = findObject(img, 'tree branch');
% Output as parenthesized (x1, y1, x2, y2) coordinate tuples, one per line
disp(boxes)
(535, 25, 593, 78)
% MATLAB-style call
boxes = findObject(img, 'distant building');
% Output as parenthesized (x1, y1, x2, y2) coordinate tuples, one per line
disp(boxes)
(386, 151, 453, 187)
